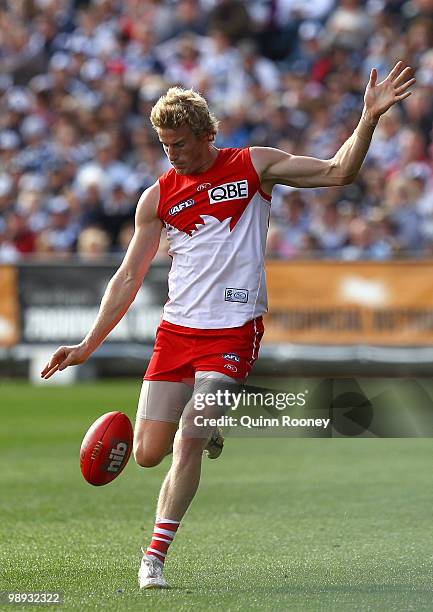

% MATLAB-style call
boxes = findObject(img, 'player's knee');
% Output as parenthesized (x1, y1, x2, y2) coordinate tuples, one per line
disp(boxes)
(173, 436, 205, 466)
(133, 445, 164, 468)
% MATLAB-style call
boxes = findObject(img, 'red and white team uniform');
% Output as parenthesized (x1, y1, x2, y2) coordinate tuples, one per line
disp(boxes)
(144, 147, 271, 382)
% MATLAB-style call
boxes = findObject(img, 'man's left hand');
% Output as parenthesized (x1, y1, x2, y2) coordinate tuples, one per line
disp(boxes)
(364, 61, 416, 124)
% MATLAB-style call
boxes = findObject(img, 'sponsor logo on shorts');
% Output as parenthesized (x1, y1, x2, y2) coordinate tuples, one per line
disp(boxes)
(223, 353, 241, 362)
(225, 288, 249, 304)
(197, 182, 211, 191)
(168, 198, 195, 216)
(224, 363, 238, 372)
(208, 180, 248, 204)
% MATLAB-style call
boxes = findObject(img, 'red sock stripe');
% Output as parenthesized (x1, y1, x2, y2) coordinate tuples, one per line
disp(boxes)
(148, 537, 170, 556)
(152, 533, 172, 543)
(156, 522, 179, 532)
(146, 520, 180, 564)
(146, 549, 165, 563)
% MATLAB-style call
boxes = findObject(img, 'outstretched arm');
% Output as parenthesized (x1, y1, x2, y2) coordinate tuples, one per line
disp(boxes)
(41, 182, 163, 379)
(251, 61, 415, 190)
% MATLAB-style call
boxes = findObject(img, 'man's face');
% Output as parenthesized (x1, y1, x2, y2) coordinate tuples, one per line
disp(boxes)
(157, 125, 210, 175)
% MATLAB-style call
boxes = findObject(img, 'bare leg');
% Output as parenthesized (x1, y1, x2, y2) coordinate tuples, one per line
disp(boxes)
(155, 373, 239, 521)
(156, 431, 207, 521)
(133, 380, 192, 467)
(139, 374, 240, 587)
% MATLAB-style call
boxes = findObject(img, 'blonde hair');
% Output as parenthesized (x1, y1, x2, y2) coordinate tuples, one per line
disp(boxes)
(150, 87, 218, 138)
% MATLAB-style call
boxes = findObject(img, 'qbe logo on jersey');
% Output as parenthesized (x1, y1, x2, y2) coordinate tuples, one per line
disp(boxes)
(209, 180, 248, 204)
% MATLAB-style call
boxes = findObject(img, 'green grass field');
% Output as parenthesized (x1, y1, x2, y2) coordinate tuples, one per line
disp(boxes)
(1, 380, 433, 611)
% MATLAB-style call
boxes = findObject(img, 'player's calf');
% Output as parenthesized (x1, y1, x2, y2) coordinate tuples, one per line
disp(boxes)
(133, 419, 178, 468)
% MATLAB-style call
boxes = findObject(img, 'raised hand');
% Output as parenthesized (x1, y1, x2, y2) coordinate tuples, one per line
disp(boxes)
(40, 344, 91, 379)
(364, 61, 416, 123)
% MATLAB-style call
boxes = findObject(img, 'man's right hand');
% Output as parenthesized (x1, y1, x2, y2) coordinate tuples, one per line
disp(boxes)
(40, 344, 92, 379)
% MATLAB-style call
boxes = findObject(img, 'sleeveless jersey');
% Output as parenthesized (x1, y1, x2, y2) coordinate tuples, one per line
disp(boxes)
(157, 147, 271, 329)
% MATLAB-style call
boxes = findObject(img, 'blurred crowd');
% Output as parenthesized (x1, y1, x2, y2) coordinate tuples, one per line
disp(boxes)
(1, 0, 433, 262)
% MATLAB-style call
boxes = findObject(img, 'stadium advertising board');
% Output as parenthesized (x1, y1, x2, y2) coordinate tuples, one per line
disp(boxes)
(0, 265, 19, 347)
(265, 261, 433, 345)
(16, 261, 433, 346)
(18, 263, 167, 344)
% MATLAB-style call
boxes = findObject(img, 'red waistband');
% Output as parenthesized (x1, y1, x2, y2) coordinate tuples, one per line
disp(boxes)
(159, 316, 263, 336)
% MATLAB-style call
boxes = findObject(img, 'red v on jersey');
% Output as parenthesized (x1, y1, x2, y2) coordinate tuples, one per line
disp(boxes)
(158, 148, 269, 235)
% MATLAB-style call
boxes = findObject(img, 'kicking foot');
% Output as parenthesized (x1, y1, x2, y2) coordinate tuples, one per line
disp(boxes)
(205, 428, 224, 459)
(138, 553, 168, 589)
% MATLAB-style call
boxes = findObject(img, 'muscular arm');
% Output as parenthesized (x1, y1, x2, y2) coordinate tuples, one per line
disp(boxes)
(251, 111, 377, 190)
(80, 183, 162, 354)
(41, 182, 163, 378)
(251, 62, 415, 191)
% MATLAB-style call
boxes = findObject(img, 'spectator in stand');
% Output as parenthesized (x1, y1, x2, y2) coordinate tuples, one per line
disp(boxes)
(384, 173, 423, 252)
(199, 28, 243, 107)
(310, 198, 348, 256)
(40, 196, 80, 256)
(77, 225, 111, 260)
(161, 0, 208, 41)
(0, 130, 20, 167)
(325, 0, 372, 50)
(237, 40, 281, 93)
(5, 211, 36, 256)
(0, 174, 15, 216)
(0, 217, 19, 262)
(163, 34, 205, 91)
(215, 110, 250, 149)
(124, 24, 165, 87)
(278, 190, 311, 258)
(207, 0, 251, 43)
(367, 106, 403, 172)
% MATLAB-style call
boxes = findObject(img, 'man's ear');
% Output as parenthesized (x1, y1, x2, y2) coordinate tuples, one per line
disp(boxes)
(198, 132, 215, 144)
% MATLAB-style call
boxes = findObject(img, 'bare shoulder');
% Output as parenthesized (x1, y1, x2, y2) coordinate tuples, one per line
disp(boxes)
(136, 181, 161, 224)
(249, 146, 292, 176)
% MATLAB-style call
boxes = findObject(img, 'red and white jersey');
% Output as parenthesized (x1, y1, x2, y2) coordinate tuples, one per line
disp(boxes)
(157, 147, 271, 329)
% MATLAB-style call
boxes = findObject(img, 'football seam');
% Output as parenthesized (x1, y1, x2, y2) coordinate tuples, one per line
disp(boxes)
(87, 411, 122, 485)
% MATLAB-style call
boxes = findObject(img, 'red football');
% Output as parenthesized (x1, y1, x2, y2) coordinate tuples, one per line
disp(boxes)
(80, 411, 133, 486)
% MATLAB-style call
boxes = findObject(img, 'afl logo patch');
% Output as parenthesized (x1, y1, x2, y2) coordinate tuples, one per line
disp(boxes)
(197, 182, 211, 191)
(224, 364, 238, 373)
(223, 353, 241, 363)
(168, 198, 195, 216)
